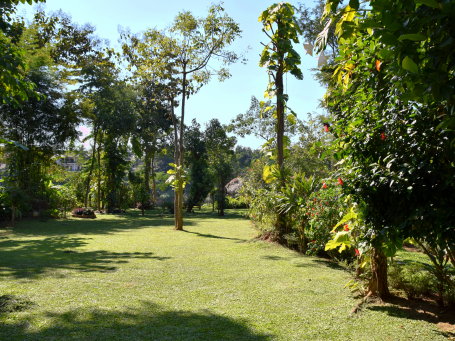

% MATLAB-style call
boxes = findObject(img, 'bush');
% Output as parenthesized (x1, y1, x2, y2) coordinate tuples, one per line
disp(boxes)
(226, 195, 248, 209)
(388, 261, 437, 299)
(303, 184, 346, 257)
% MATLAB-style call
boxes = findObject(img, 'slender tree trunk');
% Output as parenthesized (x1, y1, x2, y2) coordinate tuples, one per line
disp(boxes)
(84, 127, 98, 208)
(218, 178, 225, 216)
(170, 98, 183, 230)
(298, 225, 308, 253)
(173, 68, 187, 231)
(97, 141, 101, 211)
(151, 150, 157, 205)
(369, 247, 390, 299)
(143, 145, 152, 212)
(275, 60, 287, 242)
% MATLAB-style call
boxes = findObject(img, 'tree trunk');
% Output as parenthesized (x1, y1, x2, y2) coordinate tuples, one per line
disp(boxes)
(151, 150, 157, 205)
(84, 127, 98, 208)
(275, 60, 287, 242)
(143, 145, 152, 211)
(298, 225, 308, 253)
(170, 96, 184, 231)
(96, 139, 101, 211)
(369, 247, 390, 298)
(173, 68, 187, 231)
(218, 178, 225, 216)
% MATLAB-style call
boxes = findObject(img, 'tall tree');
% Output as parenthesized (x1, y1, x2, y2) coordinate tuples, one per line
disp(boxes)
(259, 2, 303, 242)
(121, 4, 241, 230)
(132, 82, 172, 213)
(321, 0, 455, 301)
(0, 0, 44, 110)
(184, 119, 212, 213)
(205, 119, 236, 216)
(0, 22, 80, 215)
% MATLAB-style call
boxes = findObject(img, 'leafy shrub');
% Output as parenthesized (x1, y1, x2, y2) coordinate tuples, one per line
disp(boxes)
(48, 184, 77, 218)
(303, 184, 345, 256)
(388, 261, 436, 299)
(240, 159, 279, 234)
(226, 195, 248, 209)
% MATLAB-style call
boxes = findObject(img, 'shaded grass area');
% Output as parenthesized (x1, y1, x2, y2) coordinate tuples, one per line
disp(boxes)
(0, 209, 451, 340)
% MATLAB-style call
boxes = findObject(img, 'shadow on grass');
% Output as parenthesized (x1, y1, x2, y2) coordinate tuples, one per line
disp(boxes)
(11, 209, 247, 237)
(0, 294, 35, 314)
(185, 209, 248, 221)
(261, 255, 287, 261)
(310, 259, 347, 271)
(0, 301, 272, 341)
(260, 255, 349, 272)
(182, 230, 246, 242)
(0, 236, 170, 279)
(367, 295, 455, 336)
(12, 213, 178, 236)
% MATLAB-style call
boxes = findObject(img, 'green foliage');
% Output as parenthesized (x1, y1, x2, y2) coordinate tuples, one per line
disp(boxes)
(166, 163, 188, 190)
(304, 184, 345, 256)
(227, 96, 304, 143)
(320, 0, 455, 298)
(48, 184, 77, 218)
(205, 119, 236, 216)
(184, 119, 212, 212)
(121, 3, 241, 228)
(259, 3, 303, 84)
(388, 261, 436, 300)
(226, 196, 248, 209)
(241, 158, 280, 234)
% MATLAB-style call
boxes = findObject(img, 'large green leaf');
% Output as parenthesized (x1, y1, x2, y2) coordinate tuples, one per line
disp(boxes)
(402, 56, 418, 73)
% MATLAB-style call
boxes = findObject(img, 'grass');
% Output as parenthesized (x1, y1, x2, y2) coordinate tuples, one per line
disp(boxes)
(0, 209, 451, 340)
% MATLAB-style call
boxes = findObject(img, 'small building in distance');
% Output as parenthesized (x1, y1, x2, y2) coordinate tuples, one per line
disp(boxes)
(56, 155, 81, 172)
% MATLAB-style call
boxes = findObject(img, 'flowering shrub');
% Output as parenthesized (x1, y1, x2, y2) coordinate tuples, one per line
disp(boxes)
(303, 183, 345, 256)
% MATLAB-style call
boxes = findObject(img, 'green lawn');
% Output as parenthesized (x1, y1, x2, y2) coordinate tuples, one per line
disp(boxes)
(0, 210, 450, 340)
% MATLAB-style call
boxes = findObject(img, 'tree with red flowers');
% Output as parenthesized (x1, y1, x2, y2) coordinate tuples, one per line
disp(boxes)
(321, 0, 455, 303)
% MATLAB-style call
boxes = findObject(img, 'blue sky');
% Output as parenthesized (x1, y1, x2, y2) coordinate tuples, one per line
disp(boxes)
(18, 0, 326, 149)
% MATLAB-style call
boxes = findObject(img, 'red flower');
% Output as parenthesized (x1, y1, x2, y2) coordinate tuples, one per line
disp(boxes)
(355, 249, 360, 257)
(380, 132, 386, 140)
(343, 224, 350, 231)
(337, 177, 344, 186)
(323, 123, 330, 132)
(322, 183, 328, 189)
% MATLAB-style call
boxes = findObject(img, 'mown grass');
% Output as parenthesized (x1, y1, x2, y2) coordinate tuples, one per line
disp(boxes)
(0, 209, 450, 340)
